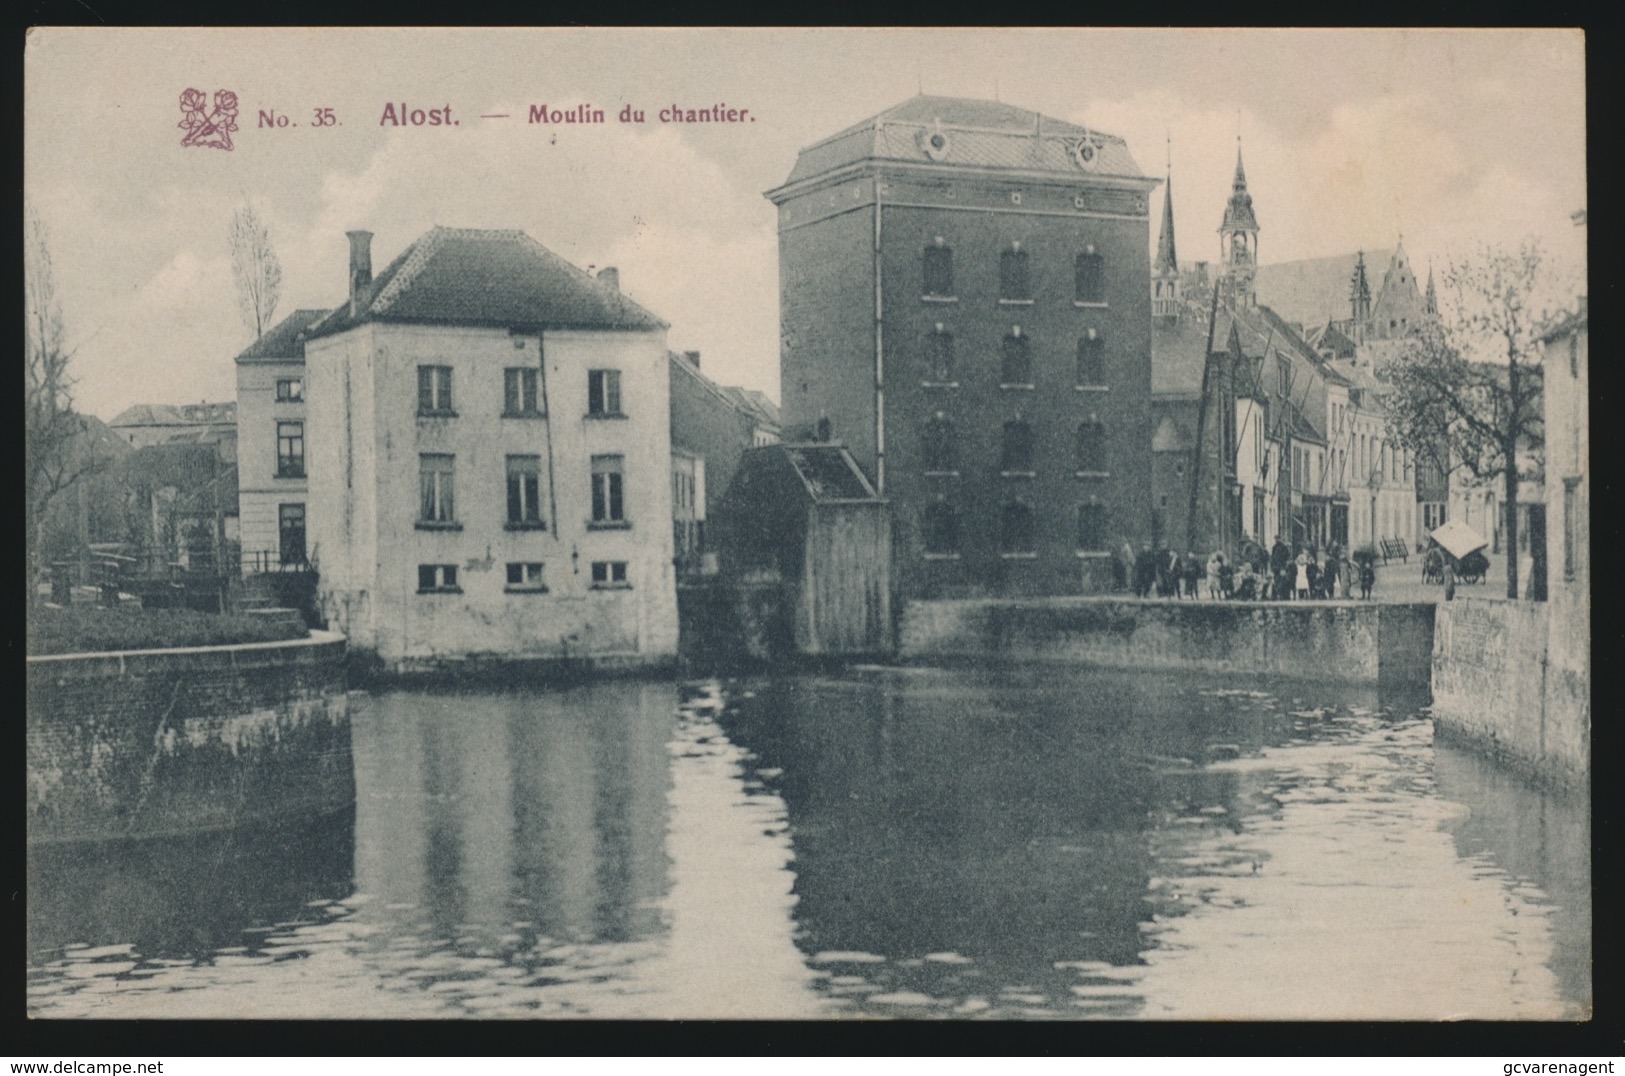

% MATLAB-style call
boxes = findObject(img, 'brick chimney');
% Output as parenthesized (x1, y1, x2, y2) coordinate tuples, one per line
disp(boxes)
(597, 266, 619, 292)
(346, 230, 373, 317)
(684, 350, 701, 368)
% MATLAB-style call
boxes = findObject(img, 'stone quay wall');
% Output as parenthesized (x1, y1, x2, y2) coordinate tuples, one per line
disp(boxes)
(898, 598, 1436, 686)
(1431, 598, 1589, 790)
(27, 631, 353, 845)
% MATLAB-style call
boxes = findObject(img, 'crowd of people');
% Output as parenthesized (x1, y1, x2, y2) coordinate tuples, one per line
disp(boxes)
(1124, 537, 1377, 602)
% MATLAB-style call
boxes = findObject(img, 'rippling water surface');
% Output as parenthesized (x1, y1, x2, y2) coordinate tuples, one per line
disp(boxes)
(27, 667, 1589, 1019)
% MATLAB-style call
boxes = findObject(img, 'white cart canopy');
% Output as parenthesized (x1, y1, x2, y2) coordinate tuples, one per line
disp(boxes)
(1430, 519, 1488, 560)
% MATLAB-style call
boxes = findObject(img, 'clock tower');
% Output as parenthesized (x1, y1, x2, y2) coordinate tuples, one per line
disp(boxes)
(1218, 140, 1259, 306)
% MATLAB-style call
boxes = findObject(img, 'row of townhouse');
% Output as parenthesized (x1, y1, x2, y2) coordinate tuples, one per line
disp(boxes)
(235, 226, 775, 671)
(1148, 138, 1434, 560)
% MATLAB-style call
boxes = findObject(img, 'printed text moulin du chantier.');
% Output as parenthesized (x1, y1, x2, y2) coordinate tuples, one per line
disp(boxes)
(375, 101, 754, 126)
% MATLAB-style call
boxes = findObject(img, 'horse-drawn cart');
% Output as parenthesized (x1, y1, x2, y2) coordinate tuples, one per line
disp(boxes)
(1428, 520, 1491, 586)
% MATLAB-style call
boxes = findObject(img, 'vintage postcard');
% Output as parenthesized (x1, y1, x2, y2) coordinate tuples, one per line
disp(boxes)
(24, 27, 1588, 1022)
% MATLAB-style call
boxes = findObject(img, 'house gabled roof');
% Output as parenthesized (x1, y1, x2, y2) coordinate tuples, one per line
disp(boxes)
(776, 444, 880, 502)
(720, 386, 782, 430)
(306, 227, 667, 340)
(773, 94, 1148, 191)
(235, 308, 331, 364)
(109, 403, 185, 428)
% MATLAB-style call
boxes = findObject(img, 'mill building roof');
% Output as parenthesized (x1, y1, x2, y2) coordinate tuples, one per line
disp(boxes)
(775, 94, 1148, 189)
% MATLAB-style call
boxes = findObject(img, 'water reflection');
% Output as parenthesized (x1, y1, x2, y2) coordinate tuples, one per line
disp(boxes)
(27, 667, 1587, 1020)
(27, 809, 356, 963)
(720, 668, 1586, 1020)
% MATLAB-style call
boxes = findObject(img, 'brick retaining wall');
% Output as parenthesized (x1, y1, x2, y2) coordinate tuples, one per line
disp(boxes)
(1432, 598, 1589, 790)
(898, 598, 1435, 686)
(27, 631, 353, 844)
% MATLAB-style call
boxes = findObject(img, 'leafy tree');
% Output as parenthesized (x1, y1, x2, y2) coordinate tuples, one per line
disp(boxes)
(1380, 240, 1572, 599)
(26, 207, 113, 598)
(229, 203, 283, 340)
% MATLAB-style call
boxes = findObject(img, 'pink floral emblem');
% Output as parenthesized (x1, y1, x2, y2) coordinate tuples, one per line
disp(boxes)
(179, 88, 240, 150)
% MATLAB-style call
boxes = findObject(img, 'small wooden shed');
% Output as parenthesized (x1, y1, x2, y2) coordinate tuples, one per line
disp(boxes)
(714, 443, 892, 657)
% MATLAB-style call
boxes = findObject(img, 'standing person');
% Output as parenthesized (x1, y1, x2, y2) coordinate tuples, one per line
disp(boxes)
(1234, 561, 1254, 600)
(1134, 542, 1156, 598)
(1206, 550, 1226, 600)
(1158, 547, 1179, 598)
(1295, 549, 1312, 600)
(1321, 550, 1339, 600)
(1182, 553, 1202, 600)
(1359, 557, 1376, 600)
(1442, 558, 1456, 602)
(1270, 537, 1292, 601)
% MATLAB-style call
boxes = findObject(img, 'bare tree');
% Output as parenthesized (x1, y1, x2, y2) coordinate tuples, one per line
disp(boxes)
(26, 207, 110, 598)
(229, 203, 283, 340)
(1380, 240, 1571, 599)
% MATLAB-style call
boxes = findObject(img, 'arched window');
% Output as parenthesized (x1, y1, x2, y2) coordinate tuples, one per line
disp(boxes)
(1001, 420, 1034, 473)
(923, 414, 956, 473)
(924, 240, 953, 297)
(1000, 245, 1030, 301)
(925, 326, 955, 382)
(1001, 501, 1035, 553)
(923, 501, 959, 554)
(1075, 248, 1105, 304)
(1076, 329, 1105, 385)
(1077, 501, 1108, 551)
(1076, 418, 1106, 472)
(1000, 330, 1031, 385)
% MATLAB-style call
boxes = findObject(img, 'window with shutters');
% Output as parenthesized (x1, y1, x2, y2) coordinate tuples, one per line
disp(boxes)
(276, 421, 305, 477)
(923, 242, 954, 299)
(505, 562, 547, 592)
(504, 367, 540, 415)
(924, 327, 956, 384)
(999, 246, 1031, 303)
(418, 454, 458, 527)
(591, 560, 630, 588)
(1074, 249, 1105, 304)
(1000, 331, 1032, 386)
(590, 454, 627, 526)
(923, 414, 957, 474)
(1076, 329, 1106, 387)
(506, 455, 545, 529)
(418, 365, 454, 415)
(417, 563, 460, 593)
(587, 369, 623, 417)
(1076, 420, 1107, 475)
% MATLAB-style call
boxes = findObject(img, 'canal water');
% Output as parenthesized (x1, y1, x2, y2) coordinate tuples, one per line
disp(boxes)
(27, 666, 1590, 1020)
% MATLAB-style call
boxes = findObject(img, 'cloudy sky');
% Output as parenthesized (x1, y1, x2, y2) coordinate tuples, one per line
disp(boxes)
(26, 28, 1585, 422)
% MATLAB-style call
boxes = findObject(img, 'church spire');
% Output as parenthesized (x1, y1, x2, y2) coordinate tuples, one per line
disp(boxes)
(1219, 136, 1259, 306)
(1155, 148, 1178, 275)
(1152, 139, 1180, 321)
(1349, 250, 1372, 343)
(1425, 260, 1438, 316)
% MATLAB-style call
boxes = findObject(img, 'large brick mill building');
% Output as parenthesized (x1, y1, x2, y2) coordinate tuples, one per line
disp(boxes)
(767, 96, 1159, 597)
